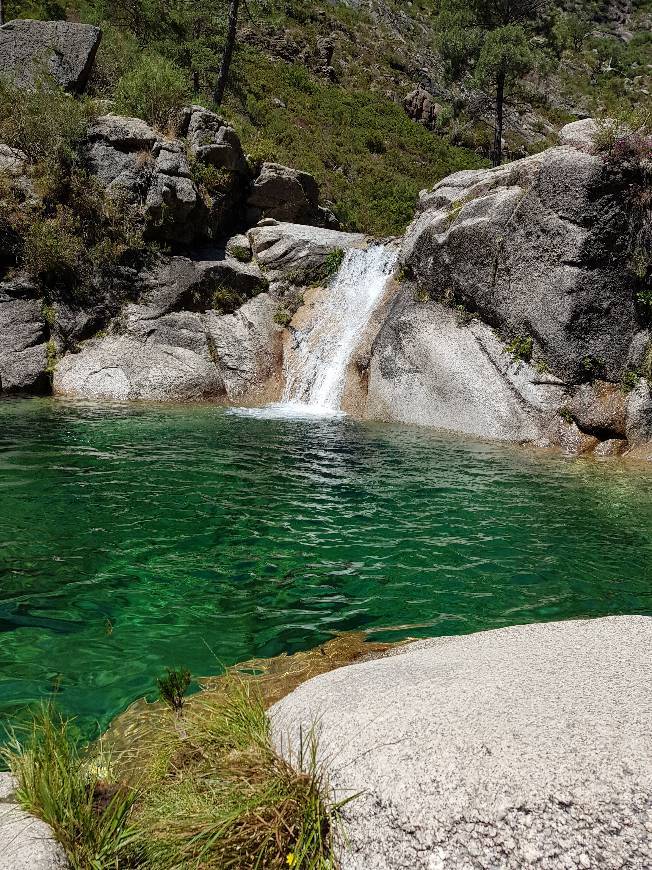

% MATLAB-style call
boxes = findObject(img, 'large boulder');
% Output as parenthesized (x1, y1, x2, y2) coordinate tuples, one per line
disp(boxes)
(85, 109, 248, 244)
(248, 222, 366, 284)
(181, 105, 248, 174)
(0, 19, 101, 93)
(54, 268, 282, 404)
(363, 295, 568, 441)
(0, 285, 49, 394)
(401, 141, 642, 386)
(271, 616, 652, 870)
(247, 163, 339, 228)
(404, 85, 443, 130)
(0, 773, 69, 870)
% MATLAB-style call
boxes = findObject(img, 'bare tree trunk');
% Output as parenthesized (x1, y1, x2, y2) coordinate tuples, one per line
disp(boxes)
(492, 68, 506, 167)
(214, 0, 240, 106)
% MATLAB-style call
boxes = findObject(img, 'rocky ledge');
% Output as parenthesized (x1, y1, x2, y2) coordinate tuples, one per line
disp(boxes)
(0, 773, 68, 870)
(271, 615, 652, 870)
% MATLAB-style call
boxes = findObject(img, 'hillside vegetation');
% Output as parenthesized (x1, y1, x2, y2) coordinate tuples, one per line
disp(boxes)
(1, 0, 651, 235)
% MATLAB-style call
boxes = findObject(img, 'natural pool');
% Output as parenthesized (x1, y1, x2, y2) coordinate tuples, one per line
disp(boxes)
(1, 397, 651, 737)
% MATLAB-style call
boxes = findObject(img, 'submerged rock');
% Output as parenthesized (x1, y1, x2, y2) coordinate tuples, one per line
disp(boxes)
(271, 616, 652, 870)
(0, 19, 101, 93)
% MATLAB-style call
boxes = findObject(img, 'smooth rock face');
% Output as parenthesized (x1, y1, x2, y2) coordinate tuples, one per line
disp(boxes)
(54, 293, 281, 404)
(0, 774, 69, 870)
(271, 616, 652, 870)
(401, 145, 639, 385)
(0, 19, 101, 93)
(364, 296, 567, 441)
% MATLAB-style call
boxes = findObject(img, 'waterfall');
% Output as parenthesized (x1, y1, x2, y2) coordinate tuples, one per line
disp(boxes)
(280, 244, 397, 415)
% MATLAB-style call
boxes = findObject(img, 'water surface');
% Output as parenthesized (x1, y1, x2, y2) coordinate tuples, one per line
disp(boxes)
(1, 398, 651, 736)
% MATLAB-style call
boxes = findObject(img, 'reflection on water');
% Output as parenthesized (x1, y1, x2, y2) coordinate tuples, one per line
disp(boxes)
(0, 396, 651, 737)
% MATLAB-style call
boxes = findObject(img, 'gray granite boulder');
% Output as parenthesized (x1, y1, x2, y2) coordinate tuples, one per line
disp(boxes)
(401, 142, 641, 386)
(248, 163, 338, 228)
(0, 289, 49, 394)
(271, 616, 652, 870)
(0, 19, 101, 93)
(249, 222, 366, 284)
(54, 292, 282, 404)
(363, 296, 568, 442)
(182, 105, 248, 174)
(0, 773, 69, 870)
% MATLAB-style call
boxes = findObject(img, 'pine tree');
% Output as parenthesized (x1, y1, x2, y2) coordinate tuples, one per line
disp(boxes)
(437, 0, 548, 166)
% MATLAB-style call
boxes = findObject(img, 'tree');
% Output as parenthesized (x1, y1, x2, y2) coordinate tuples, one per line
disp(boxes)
(437, 0, 547, 166)
(214, 0, 239, 105)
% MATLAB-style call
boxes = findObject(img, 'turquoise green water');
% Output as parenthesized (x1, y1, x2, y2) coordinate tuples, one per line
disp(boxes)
(1, 397, 651, 737)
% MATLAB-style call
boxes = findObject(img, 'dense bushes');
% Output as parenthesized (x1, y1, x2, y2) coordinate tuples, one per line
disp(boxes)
(114, 55, 191, 129)
(0, 78, 147, 296)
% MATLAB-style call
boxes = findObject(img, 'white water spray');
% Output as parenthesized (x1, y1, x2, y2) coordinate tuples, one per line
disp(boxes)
(230, 244, 397, 420)
(280, 244, 397, 415)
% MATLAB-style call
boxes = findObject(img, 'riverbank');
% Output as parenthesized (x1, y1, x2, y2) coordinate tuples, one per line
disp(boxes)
(3, 616, 651, 868)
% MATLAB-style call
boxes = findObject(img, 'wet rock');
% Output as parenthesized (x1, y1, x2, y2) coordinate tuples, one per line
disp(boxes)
(557, 420, 601, 455)
(569, 380, 627, 439)
(0, 19, 101, 93)
(271, 616, 652, 870)
(248, 222, 366, 284)
(0, 292, 48, 394)
(626, 380, 652, 445)
(594, 438, 628, 456)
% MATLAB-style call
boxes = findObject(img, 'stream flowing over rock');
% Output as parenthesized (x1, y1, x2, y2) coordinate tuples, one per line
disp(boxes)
(271, 616, 652, 870)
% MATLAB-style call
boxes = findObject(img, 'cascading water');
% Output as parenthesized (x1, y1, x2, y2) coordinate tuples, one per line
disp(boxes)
(278, 244, 398, 416)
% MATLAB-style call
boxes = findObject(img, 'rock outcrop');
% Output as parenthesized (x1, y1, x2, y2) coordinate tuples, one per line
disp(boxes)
(404, 85, 443, 130)
(247, 163, 339, 229)
(271, 616, 652, 870)
(54, 253, 282, 404)
(0, 773, 69, 870)
(356, 122, 652, 454)
(0, 19, 101, 93)
(86, 108, 248, 245)
(0, 281, 49, 394)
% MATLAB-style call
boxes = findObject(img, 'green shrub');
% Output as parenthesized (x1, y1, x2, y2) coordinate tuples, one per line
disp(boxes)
(559, 406, 574, 425)
(320, 247, 345, 279)
(0, 76, 94, 166)
(274, 306, 293, 327)
(24, 215, 84, 284)
(157, 667, 192, 713)
(622, 369, 640, 393)
(507, 335, 534, 362)
(211, 284, 246, 314)
(115, 55, 191, 130)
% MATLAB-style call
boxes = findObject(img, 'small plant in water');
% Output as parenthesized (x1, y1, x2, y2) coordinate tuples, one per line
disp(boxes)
(157, 667, 191, 713)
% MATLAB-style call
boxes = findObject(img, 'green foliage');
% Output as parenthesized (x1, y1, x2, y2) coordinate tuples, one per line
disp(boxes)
(223, 48, 485, 235)
(157, 667, 191, 713)
(321, 248, 345, 279)
(475, 24, 534, 90)
(559, 406, 574, 425)
(211, 284, 246, 314)
(115, 54, 191, 130)
(41, 302, 57, 327)
(507, 335, 534, 362)
(229, 244, 252, 263)
(622, 369, 640, 393)
(0, 76, 94, 166)
(413, 287, 430, 303)
(45, 339, 58, 379)
(274, 305, 293, 328)
(1, 706, 137, 870)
